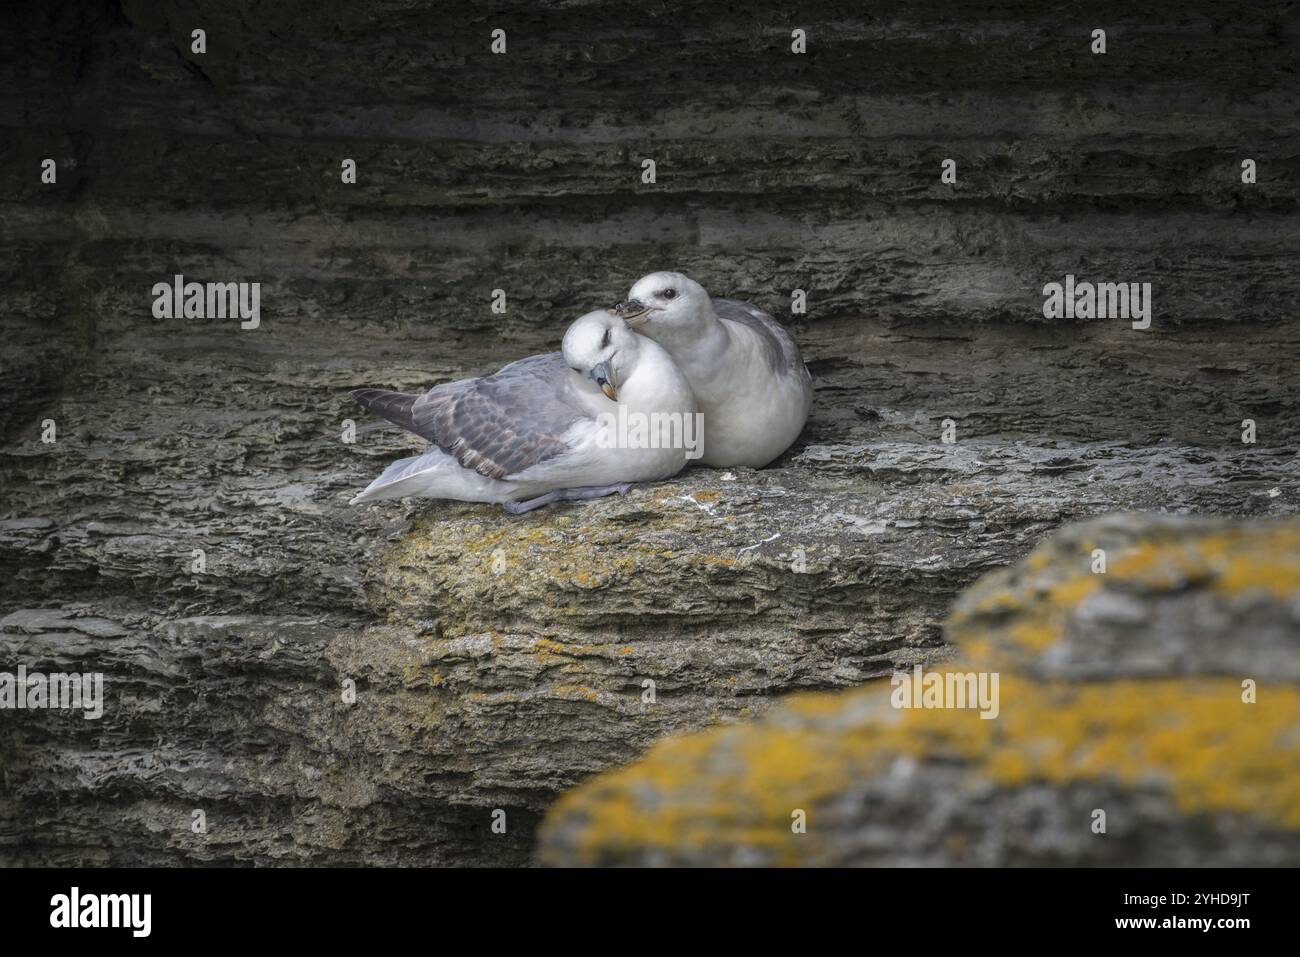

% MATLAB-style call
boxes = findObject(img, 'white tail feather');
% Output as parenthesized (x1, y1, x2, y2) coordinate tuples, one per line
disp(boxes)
(350, 449, 512, 504)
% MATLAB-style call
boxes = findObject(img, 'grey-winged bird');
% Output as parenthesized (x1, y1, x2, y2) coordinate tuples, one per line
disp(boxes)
(350, 311, 697, 513)
(612, 271, 812, 468)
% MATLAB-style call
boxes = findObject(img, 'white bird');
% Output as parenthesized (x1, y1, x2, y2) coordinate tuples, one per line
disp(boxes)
(611, 271, 813, 468)
(349, 311, 698, 513)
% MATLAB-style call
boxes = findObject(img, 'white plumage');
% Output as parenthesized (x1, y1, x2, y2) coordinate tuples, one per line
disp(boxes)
(350, 311, 697, 512)
(613, 271, 813, 468)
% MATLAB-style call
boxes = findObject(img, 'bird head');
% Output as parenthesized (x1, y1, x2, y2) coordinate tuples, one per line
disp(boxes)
(610, 271, 709, 334)
(562, 311, 640, 402)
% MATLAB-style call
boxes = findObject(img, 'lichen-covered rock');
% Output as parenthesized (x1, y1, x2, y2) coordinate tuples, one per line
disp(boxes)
(951, 515, 1300, 682)
(3, 1, 1300, 866)
(537, 515, 1300, 866)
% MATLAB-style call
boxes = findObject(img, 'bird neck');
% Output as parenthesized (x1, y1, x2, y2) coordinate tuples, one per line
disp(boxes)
(621, 341, 691, 413)
(656, 301, 729, 382)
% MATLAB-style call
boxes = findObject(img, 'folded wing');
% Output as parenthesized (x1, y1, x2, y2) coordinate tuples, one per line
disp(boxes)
(351, 353, 587, 480)
(711, 297, 808, 379)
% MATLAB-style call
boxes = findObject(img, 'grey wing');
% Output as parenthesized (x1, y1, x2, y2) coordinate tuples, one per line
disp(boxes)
(711, 298, 810, 380)
(353, 352, 588, 480)
(350, 380, 472, 441)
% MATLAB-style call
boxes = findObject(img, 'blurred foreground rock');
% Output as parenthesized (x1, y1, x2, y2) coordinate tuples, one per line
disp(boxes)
(538, 515, 1300, 866)
(3, 1, 1299, 865)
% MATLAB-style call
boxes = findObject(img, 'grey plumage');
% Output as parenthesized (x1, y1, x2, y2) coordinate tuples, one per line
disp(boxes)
(613, 272, 812, 468)
(351, 352, 587, 480)
(711, 298, 809, 378)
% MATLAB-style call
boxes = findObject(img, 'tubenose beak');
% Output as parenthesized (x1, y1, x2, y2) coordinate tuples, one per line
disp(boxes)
(590, 361, 618, 401)
(610, 299, 651, 325)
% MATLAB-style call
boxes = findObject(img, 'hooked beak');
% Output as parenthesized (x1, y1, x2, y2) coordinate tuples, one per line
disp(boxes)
(610, 299, 651, 326)
(591, 361, 618, 401)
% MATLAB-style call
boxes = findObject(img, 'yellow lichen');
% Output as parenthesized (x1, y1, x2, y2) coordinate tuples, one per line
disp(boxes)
(541, 672, 1300, 865)
(539, 520, 1300, 865)
(957, 522, 1300, 665)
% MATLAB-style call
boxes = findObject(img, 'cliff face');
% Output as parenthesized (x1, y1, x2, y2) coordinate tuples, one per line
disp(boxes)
(538, 515, 1300, 867)
(1, 1, 1298, 865)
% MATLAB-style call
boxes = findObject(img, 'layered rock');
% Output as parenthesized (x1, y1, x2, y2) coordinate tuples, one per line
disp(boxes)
(2, 1, 1299, 865)
(538, 515, 1300, 866)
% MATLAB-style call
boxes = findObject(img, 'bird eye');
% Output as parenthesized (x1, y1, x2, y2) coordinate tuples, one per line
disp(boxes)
(600, 329, 611, 349)
(661, 288, 677, 300)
